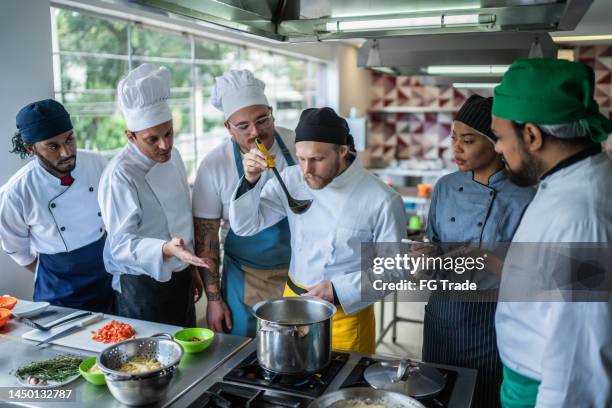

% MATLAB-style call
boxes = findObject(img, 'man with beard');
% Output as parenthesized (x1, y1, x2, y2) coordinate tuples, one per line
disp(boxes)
(99, 64, 209, 326)
(0, 99, 112, 312)
(192, 69, 296, 337)
(229, 107, 406, 353)
(491, 59, 612, 407)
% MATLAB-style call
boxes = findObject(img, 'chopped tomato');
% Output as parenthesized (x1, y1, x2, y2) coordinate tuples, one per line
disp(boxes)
(91, 320, 136, 343)
(0, 296, 17, 310)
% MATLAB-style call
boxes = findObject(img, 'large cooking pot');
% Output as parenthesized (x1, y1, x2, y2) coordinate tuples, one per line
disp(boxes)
(252, 296, 336, 374)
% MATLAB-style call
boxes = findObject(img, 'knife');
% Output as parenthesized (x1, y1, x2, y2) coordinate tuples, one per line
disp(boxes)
(14, 310, 92, 331)
(35, 313, 105, 347)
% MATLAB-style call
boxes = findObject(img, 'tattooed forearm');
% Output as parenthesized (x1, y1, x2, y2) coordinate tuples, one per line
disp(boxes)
(206, 291, 222, 301)
(194, 217, 221, 293)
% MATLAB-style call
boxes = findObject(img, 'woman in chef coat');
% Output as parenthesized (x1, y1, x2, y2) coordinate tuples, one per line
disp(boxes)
(98, 63, 209, 326)
(0, 99, 112, 312)
(422, 95, 535, 408)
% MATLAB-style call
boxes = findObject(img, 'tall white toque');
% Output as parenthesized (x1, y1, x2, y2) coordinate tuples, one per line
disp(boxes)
(211, 69, 269, 119)
(117, 63, 172, 132)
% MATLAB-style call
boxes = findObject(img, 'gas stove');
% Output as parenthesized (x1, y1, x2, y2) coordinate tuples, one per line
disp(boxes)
(176, 342, 476, 408)
(187, 382, 312, 407)
(340, 356, 457, 408)
(223, 351, 350, 398)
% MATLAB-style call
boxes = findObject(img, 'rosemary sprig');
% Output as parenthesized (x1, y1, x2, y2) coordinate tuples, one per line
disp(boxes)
(15, 355, 82, 382)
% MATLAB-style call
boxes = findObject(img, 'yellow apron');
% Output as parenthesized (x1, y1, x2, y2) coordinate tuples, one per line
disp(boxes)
(284, 276, 375, 354)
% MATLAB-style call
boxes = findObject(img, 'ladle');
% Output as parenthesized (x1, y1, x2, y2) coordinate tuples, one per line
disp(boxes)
(255, 138, 312, 214)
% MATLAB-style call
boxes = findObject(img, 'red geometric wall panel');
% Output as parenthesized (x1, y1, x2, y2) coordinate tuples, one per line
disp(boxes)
(577, 45, 612, 156)
(368, 74, 491, 160)
(368, 45, 612, 160)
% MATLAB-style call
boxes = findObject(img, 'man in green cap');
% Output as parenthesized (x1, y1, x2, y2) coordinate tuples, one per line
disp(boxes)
(491, 58, 612, 407)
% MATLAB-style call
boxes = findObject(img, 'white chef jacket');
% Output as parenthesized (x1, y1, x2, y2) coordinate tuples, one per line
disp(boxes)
(98, 142, 194, 292)
(229, 158, 407, 315)
(496, 152, 612, 408)
(0, 150, 107, 265)
(192, 127, 296, 222)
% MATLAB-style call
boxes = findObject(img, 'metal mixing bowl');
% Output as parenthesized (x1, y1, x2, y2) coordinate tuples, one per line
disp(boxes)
(97, 333, 183, 406)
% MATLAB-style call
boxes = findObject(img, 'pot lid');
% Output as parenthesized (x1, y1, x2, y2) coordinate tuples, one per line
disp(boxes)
(364, 359, 446, 398)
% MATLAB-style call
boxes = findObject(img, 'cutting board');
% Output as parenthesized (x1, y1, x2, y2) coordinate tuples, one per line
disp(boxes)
(22, 314, 182, 353)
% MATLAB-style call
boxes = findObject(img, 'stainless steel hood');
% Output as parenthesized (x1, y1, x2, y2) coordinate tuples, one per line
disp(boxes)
(131, 0, 593, 42)
(357, 31, 558, 76)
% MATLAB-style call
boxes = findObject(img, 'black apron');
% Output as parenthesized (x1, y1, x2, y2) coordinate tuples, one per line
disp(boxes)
(115, 267, 195, 327)
(422, 294, 502, 408)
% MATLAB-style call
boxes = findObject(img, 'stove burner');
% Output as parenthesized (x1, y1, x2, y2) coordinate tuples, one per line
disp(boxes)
(292, 378, 309, 387)
(224, 351, 349, 398)
(340, 357, 458, 408)
(189, 382, 311, 408)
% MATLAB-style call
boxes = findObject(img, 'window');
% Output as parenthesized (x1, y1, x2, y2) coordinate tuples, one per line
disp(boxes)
(51, 7, 328, 178)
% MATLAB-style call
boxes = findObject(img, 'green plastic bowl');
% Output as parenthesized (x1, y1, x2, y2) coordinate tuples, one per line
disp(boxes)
(79, 356, 106, 385)
(174, 328, 215, 353)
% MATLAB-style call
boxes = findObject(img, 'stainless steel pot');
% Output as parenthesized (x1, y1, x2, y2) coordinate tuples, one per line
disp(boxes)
(97, 333, 183, 406)
(308, 388, 426, 408)
(252, 296, 336, 374)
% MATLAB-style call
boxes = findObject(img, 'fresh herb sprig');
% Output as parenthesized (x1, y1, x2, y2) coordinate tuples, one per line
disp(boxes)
(15, 355, 82, 382)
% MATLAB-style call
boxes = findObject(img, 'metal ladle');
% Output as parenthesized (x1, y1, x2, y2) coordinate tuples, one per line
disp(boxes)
(255, 138, 312, 214)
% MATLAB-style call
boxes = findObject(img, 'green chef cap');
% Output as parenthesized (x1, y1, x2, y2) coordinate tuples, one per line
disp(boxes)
(492, 58, 612, 142)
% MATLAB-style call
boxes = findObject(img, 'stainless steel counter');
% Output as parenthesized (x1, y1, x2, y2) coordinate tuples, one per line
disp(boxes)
(0, 305, 476, 408)
(0, 305, 251, 408)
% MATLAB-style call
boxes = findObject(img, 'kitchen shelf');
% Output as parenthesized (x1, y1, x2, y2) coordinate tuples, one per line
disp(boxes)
(368, 107, 457, 113)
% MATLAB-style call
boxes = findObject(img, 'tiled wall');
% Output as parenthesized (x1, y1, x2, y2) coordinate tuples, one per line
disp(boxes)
(368, 45, 612, 161)
(577, 45, 612, 108)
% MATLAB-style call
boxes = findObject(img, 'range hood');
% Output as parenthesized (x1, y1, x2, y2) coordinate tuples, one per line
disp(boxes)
(132, 0, 593, 42)
(357, 31, 558, 76)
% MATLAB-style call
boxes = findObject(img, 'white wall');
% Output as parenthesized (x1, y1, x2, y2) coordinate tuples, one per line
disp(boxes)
(335, 45, 371, 118)
(0, 0, 54, 299)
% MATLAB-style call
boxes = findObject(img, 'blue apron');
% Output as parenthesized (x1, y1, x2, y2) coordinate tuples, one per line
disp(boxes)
(34, 234, 113, 313)
(223, 131, 294, 336)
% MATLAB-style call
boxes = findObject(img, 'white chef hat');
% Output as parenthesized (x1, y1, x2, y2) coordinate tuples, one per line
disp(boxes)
(117, 63, 172, 132)
(211, 69, 269, 119)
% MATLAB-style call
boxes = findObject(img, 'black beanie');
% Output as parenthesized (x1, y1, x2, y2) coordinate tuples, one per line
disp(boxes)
(295, 107, 355, 148)
(455, 95, 496, 142)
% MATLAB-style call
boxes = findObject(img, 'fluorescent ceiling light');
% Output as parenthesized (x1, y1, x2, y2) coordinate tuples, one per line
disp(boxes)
(325, 14, 492, 32)
(426, 65, 508, 75)
(327, 16, 439, 31)
(370, 67, 396, 75)
(552, 34, 612, 43)
(331, 4, 477, 18)
(443, 14, 480, 25)
(452, 82, 499, 89)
